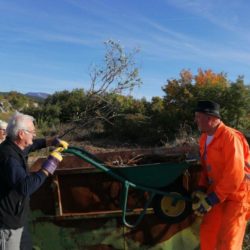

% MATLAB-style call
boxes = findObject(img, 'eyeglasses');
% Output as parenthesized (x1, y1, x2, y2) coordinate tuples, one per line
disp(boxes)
(23, 129, 36, 136)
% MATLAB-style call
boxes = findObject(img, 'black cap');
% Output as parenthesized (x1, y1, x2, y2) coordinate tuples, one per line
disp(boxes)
(195, 100, 221, 118)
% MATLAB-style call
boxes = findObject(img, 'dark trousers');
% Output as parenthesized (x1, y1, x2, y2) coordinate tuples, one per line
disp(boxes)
(20, 223, 32, 250)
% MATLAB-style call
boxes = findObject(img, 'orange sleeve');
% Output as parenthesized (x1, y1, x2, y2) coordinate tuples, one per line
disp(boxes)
(214, 132, 245, 202)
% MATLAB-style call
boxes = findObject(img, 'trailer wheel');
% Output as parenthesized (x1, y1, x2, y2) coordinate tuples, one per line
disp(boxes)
(153, 186, 192, 224)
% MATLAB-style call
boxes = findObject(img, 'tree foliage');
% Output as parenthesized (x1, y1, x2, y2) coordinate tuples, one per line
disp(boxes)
(160, 69, 250, 140)
(222, 76, 250, 129)
(4, 91, 30, 110)
(17, 65, 250, 145)
(195, 68, 228, 87)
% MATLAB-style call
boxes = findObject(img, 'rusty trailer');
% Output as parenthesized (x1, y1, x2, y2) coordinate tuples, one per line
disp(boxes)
(29, 146, 201, 250)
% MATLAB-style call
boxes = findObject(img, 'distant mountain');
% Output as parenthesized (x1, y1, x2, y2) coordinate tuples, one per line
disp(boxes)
(25, 92, 50, 100)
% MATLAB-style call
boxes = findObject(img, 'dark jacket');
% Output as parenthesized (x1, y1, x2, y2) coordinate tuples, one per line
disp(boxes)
(0, 138, 47, 229)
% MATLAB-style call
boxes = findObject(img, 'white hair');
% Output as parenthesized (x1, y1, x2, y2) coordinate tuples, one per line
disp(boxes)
(0, 120, 7, 129)
(6, 111, 35, 140)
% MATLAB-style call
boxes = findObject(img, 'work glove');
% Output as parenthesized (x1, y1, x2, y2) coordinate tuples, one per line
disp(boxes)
(42, 147, 64, 175)
(192, 190, 205, 201)
(192, 191, 220, 216)
(52, 137, 69, 150)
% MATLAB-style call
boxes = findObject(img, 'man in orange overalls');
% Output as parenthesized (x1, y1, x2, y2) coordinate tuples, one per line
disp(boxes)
(192, 100, 250, 250)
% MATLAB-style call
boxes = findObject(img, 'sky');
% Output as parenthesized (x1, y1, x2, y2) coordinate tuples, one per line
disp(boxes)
(1, 0, 250, 100)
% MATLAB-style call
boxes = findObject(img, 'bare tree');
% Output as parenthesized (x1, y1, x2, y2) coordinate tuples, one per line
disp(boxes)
(60, 40, 142, 138)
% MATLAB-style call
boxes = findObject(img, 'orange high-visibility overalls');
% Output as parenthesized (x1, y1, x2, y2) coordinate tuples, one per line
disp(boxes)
(198, 122, 250, 250)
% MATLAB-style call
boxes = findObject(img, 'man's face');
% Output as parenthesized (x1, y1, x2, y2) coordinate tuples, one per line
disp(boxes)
(20, 119, 36, 148)
(194, 112, 211, 133)
(0, 128, 6, 141)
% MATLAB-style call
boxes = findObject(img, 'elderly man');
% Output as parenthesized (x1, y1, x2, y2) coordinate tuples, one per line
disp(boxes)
(0, 112, 68, 250)
(193, 100, 250, 250)
(0, 120, 7, 143)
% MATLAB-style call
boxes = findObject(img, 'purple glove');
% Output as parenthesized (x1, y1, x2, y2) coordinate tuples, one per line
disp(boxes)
(42, 149, 63, 175)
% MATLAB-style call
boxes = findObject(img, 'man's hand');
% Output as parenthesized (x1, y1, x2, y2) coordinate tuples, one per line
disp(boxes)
(52, 138, 69, 150)
(42, 147, 64, 175)
(192, 191, 220, 216)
